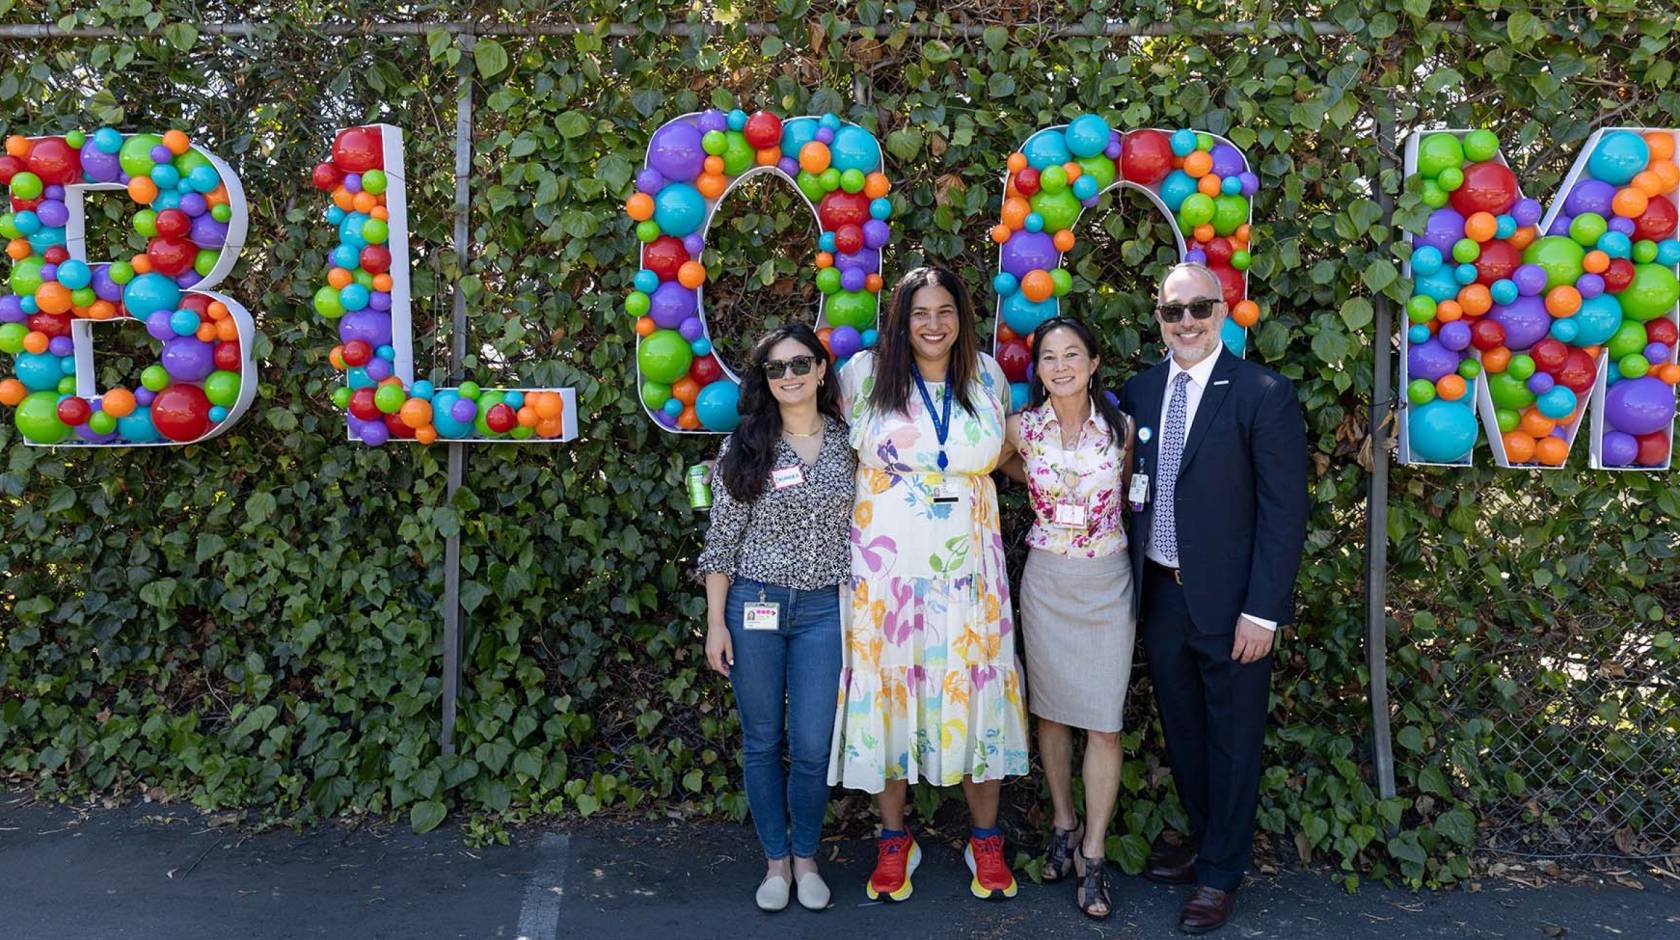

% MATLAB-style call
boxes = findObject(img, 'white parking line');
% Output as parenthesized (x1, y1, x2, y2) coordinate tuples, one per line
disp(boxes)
(516, 833, 569, 940)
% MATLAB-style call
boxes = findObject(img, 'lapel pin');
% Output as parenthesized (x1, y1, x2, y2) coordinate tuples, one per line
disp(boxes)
(1213, 379, 1230, 386)
(1138, 427, 1152, 443)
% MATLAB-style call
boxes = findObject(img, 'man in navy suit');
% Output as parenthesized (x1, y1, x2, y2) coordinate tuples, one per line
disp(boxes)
(1119, 263, 1309, 934)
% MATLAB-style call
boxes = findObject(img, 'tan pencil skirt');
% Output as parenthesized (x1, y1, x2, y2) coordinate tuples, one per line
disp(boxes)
(1019, 547, 1137, 733)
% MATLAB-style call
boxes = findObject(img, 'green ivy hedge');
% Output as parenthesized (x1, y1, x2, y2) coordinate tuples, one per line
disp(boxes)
(2, 0, 1676, 888)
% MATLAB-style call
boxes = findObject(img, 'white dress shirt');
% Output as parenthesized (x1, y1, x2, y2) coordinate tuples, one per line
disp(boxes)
(1146, 348, 1278, 632)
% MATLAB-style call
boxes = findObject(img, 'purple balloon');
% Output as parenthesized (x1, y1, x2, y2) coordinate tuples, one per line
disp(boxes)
(1609, 216, 1636, 236)
(1564, 179, 1615, 217)
(648, 281, 697, 329)
(1439, 320, 1472, 351)
(862, 219, 890, 249)
(369, 291, 392, 312)
(343, 173, 362, 194)
(840, 267, 867, 291)
(174, 270, 200, 288)
(1185, 249, 1208, 264)
(179, 192, 207, 217)
(1601, 430, 1640, 465)
(1547, 214, 1573, 237)
(697, 109, 727, 134)
(1511, 197, 1543, 227)
(160, 336, 215, 382)
(135, 387, 156, 406)
(1489, 295, 1552, 350)
(48, 335, 73, 356)
(44, 184, 64, 200)
(654, 407, 678, 427)
(1209, 144, 1246, 178)
(1527, 372, 1555, 394)
(1104, 140, 1123, 160)
(1407, 337, 1461, 382)
(36, 200, 68, 228)
(0, 295, 23, 323)
(682, 233, 705, 255)
(39, 263, 57, 282)
(1604, 376, 1676, 435)
(91, 264, 121, 302)
(189, 214, 229, 248)
(1645, 342, 1671, 365)
(450, 398, 478, 423)
(359, 421, 390, 446)
(1577, 273, 1605, 298)
(1081, 196, 1100, 208)
(365, 356, 392, 381)
(647, 121, 705, 183)
(150, 144, 173, 164)
(814, 126, 834, 144)
(338, 309, 393, 348)
(1239, 171, 1260, 196)
(835, 246, 880, 273)
(1001, 230, 1058, 278)
(75, 423, 119, 443)
(777, 157, 799, 176)
(636, 167, 667, 195)
(678, 316, 704, 341)
(145, 310, 175, 340)
(1513, 264, 1547, 296)
(79, 141, 122, 183)
(829, 325, 862, 358)
(1418, 208, 1467, 256)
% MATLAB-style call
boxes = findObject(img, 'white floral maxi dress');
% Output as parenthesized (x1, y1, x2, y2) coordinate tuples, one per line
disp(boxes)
(828, 351, 1030, 793)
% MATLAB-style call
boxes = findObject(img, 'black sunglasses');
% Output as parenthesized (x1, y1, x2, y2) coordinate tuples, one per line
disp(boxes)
(764, 355, 818, 379)
(1157, 299, 1220, 323)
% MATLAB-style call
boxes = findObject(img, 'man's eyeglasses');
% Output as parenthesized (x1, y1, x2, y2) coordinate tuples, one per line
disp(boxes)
(1157, 299, 1220, 322)
(764, 355, 818, 379)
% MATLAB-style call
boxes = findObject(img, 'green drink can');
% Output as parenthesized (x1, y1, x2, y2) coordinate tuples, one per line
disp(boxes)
(686, 463, 713, 510)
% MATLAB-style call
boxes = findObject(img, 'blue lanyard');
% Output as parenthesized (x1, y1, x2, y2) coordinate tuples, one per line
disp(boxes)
(911, 363, 952, 472)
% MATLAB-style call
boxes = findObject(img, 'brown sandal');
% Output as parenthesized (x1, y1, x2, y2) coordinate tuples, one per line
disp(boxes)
(1073, 849, 1111, 919)
(1041, 822, 1083, 882)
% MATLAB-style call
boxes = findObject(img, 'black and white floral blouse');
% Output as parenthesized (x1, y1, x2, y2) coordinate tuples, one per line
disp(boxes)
(697, 414, 856, 590)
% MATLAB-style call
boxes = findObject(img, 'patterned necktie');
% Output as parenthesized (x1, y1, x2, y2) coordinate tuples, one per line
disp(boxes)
(1151, 371, 1192, 566)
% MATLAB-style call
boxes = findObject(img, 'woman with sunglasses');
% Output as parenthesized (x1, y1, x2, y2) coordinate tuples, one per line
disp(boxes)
(999, 316, 1135, 920)
(699, 323, 856, 913)
(829, 266, 1029, 904)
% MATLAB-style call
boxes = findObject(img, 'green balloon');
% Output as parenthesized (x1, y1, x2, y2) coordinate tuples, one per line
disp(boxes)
(509, 425, 534, 439)
(133, 209, 158, 237)
(796, 170, 826, 203)
(88, 410, 117, 434)
(1632, 239, 1659, 263)
(56, 376, 75, 395)
(211, 204, 232, 223)
(701, 130, 727, 156)
(10, 256, 44, 298)
(1179, 193, 1216, 227)
(1568, 213, 1607, 247)
(826, 290, 877, 330)
(1487, 370, 1535, 410)
(722, 131, 755, 176)
(1049, 268, 1073, 296)
(15, 390, 70, 444)
(1607, 320, 1649, 360)
(1508, 354, 1537, 380)
(0, 213, 19, 239)
(1415, 133, 1465, 179)
(119, 133, 163, 178)
(1076, 154, 1116, 191)
(1230, 249, 1251, 271)
(332, 386, 352, 408)
(65, 130, 85, 148)
(818, 168, 841, 192)
(640, 380, 672, 410)
(1452, 238, 1481, 264)
(172, 149, 212, 178)
(472, 391, 506, 435)
(374, 383, 405, 414)
(313, 285, 345, 319)
(1523, 236, 1585, 290)
(638, 329, 694, 384)
(1420, 179, 1450, 208)
(194, 250, 218, 277)
(1211, 194, 1248, 236)
(1462, 129, 1500, 163)
(1619, 264, 1680, 321)
(0, 322, 26, 354)
(1619, 353, 1650, 378)
(1039, 165, 1068, 194)
(204, 370, 241, 406)
(1030, 189, 1082, 233)
(1436, 166, 1464, 191)
(1495, 408, 1520, 433)
(1457, 359, 1482, 379)
(1406, 295, 1437, 323)
(1195, 132, 1214, 152)
(352, 269, 374, 288)
(9, 171, 42, 201)
(625, 291, 650, 317)
(362, 218, 389, 244)
(141, 364, 170, 391)
(458, 380, 481, 400)
(840, 168, 866, 194)
(1407, 378, 1437, 404)
(815, 267, 841, 294)
(636, 220, 661, 242)
(107, 261, 133, 284)
(361, 169, 388, 195)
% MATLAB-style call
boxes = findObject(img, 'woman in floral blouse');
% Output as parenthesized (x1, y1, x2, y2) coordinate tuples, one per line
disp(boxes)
(1000, 316, 1136, 920)
(699, 324, 856, 913)
(830, 265, 1029, 904)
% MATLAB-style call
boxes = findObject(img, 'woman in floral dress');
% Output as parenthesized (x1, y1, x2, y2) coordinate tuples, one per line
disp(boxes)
(830, 265, 1029, 903)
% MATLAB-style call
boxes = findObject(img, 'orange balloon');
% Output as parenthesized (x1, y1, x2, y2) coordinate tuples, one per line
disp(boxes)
(678, 261, 706, 289)
(1052, 229, 1076, 252)
(127, 176, 158, 204)
(1062, 162, 1081, 182)
(1458, 284, 1492, 317)
(415, 425, 438, 445)
(327, 267, 353, 289)
(799, 141, 831, 174)
(1182, 150, 1213, 178)
(1507, 225, 1536, 251)
(1197, 174, 1222, 196)
(34, 282, 72, 314)
(1435, 300, 1464, 322)
(704, 155, 725, 175)
(1234, 223, 1251, 244)
(1000, 197, 1030, 229)
(130, 253, 152, 274)
(816, 326, 834, 355)
(1464, 211, 1498, 242)
(207, 301, 229, 320)
(1545, 285, 1581, 317)
(755, 146, 780, 166)
(1192, 224, 1215, 244)
(1656, 363, 1680, 384)
(378, 375, 403, 387)
(517, 406, 539, 427)
(626, 192, 654, 221)
(1232, 300, 1260, 328)
(332, 186, 355, 211)
(676, 407, 700, 431)
(990, 224, 1011, 245)
(534, 392, 564, 420)
(1583, 250, 1609, 274)
(1501, 431, 1536, 463)
(0, 378, 25, 406)
(1535, 435, 1569, 466)
(397, 398, 430, 429)
(672, 377, 700, 406)
(536, 417, 565, 438)
(864, 173, 891, 199)
(1612, 187, 1648, 218)
(1482, 346, 1512, 373)
(635, 316, 656, 337)
(162, 129, 190, 155)
(1650, 159, 1680, 192)
(865, 273, 883, 292)
(1007, 152, 1028, 173)
(997, 323, 1017, 343)
(1519, 408, 1556, 438)
(215, 318, 239, 342)
(1631, 170, 1665, 198)
(1644, 131, 1676, 161)
(5, 238, 29, 261)
(22, 330, 48, 353)
(4, 135, 29, 158)
(1020, 270, 1054, 303)
(352, 191, 378, 214)
(195, 321, 217, 342)
(204, 183, 229, 207)
(329, 345, 347, 370)
(696, 173, 726, 199)
(1435, 374, 1467, 401)
(372, 274, 393, 292)
(87, 300, 117, 320)
(815, 251, 833, 268)
(102, 387, 137, 418)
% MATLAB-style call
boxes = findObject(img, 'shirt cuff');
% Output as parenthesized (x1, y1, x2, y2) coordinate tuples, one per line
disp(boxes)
(1241, 612, 1278, 632)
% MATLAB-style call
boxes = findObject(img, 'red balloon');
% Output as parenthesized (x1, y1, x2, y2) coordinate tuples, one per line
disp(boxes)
(689, 353, 723, 385)
(146, 236, 197, 277)
(151, 384, 212, 442)
(1473, 239, 1521, 284)
(155, 209, 191, 239)
(56, 396, 91, 426)
(1647, 318, 1678, 347)
(0, 154, 23, 184)
(1204, 237, 1234, 265)
(1208, 262, 1246, 308)
(26, 137, 79, 186)
(485, 402, 517, 433)
(180, 294, 210, 315)
(995, 339, 1030, 383)
(1554, 348, 1597, 393)
(1632, 194, 1677, 243)
(1470, 318, 1506, 351)
(383, 412, 416, 439)
(743, 111, 782, 149)
(12, 196, 42, 212)
(817, 190, 870, 230)
(1450, 161, 1519, 216)
(1603, 257, 1635, 292)
(312, 161, 342, 191)
(643, 236, 689, 282)
(28, 312, 70, 337)
(42, 245, 68, 265)
(1014, 167, 1041, 197)
(1120, 130, 1174, 185)
(332, 127, 380, 173)
(1532, 338, 1568, 373)
(834, 223, 863, 255)
(348, 386, 380, 421)
(359, 245, 392, 275)
(1635, 430, 1670, 466)
(213, 340, 241, 371)
(342, 339, 373, 366)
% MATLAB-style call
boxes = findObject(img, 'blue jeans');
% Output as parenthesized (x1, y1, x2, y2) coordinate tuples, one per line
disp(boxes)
(725, 578, 842, 860)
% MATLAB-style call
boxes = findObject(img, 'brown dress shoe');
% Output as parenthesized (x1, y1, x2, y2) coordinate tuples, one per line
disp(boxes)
(1178, 885, 1235, 934)
(1144, 840, 1198, 885)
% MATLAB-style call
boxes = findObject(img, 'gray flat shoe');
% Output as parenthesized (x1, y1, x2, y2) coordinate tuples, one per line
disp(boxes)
(796, 871, 831, 911)
(756, 872, 790, 912)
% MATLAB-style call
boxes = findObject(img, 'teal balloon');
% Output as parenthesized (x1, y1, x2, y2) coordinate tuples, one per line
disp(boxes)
(827, 290, 877, 329)
(638, 329, 693, 384)
(1158, 171, 1196, 212)
(1219, 318, 1247, 356)
(829, 125, 882, 173)
(694, 381, 741, 432)
(1537, 385, 1577, 420)
(1029, 189, 1081, 233)
(780, 117, 818, 157)
(1487, 371, 1535, 410)
(1021, 129, 1072, 170)
(1571, 294, 1624, 345)
(122, 273, 182, 318)
(1415, 133, 1465, 178)
(1586, 130, 1649, 186)
(1618, 263, 1679, 322)
(653, 183, 707, 238)
(15, 390, 71, 444)
(14, 351, 62, 391)
(1414, 268, 1462, 302)
(1522, 236, 1585, 290)
(1211, 194, 1248, 236)
(1002, 291, 1057, 335)
(1408, 400, 1477, 462)
(117, 406, 160, 443)
(1064, 114, 1111, 158)
(430, 390, 473, 439)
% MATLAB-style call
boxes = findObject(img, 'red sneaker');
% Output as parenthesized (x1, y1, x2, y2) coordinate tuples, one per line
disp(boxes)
(866, 830, 921, 902)
(964, 833, 1018, 900)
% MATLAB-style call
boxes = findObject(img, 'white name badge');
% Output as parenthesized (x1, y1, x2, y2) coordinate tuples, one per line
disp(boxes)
(771, 465, 805, 490)
(743, 602, 781, 631)
(1128, 473, 1151, 506)
(931, 482, 961, 505)
(1052, 502, 1087, 528)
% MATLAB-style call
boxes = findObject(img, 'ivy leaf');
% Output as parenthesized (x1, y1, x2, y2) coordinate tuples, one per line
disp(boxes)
(410, 801, 447, 834)
(886, 128, 923, 162)
(1362, 259, 1398, 293)
(1311, 324, 1351, 365)
(987, 74, 1016, 99)
(474, 39, 510, 78)
(1435, 808, 1475, 846)
(1340, 298, 1374, 331)
(556, 111, 591, 139)
(139, 578, 177, 608)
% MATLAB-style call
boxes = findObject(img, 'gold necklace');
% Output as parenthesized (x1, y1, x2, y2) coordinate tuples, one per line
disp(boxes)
(783, 423, 823, 438)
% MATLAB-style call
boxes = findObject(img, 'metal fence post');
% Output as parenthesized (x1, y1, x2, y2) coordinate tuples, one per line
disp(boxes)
(1365, 107, 1400, 800)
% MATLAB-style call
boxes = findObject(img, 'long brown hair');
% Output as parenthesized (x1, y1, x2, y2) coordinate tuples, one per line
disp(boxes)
(717, 324, 845, 502)
(866, 265, 982, 417)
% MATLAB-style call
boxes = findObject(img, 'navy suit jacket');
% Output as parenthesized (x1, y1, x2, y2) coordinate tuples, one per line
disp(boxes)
(1119, 348, 1310, 633)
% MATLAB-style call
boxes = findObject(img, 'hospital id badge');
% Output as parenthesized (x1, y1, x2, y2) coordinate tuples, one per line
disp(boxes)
(1052, 501, 1087, 528)
(743, 602, 780, 631)
(931, 481, 961, 505)
(1128, 473, 1150, 509)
